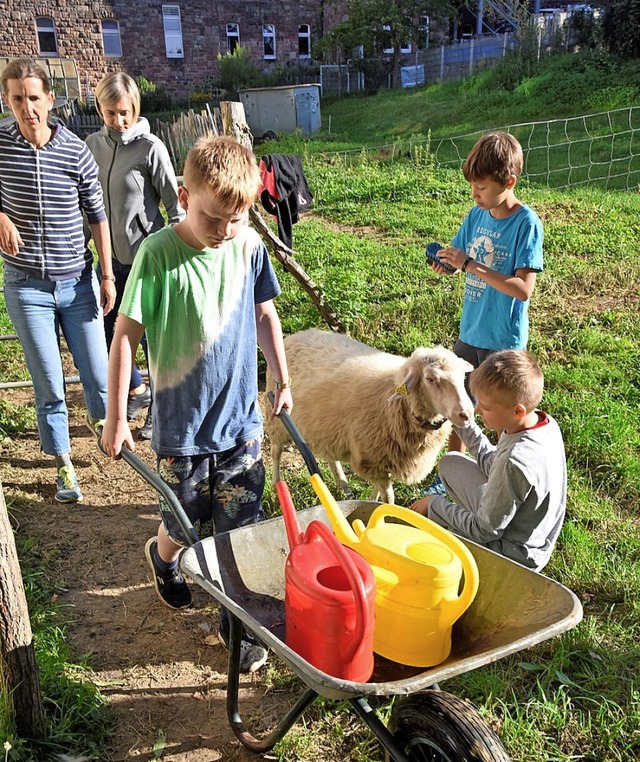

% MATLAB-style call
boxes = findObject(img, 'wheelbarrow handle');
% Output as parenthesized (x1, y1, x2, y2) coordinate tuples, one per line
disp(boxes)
(95, 428, 200, 547)
(267, 391, 321, 477)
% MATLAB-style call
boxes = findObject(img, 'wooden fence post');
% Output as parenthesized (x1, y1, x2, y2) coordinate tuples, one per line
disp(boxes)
(219, 101, 345, 333)
(0, 483, 46, 739)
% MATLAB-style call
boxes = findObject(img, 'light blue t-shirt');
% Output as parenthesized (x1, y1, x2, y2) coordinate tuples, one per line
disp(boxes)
(452, 204, 543, 350)
(120, 225, 281, 456)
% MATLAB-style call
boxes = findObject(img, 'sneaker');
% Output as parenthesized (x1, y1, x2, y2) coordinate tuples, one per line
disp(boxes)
(144, 538, 192, 609)
(219, 615, 269, 673)
(139, 405, 153, 440)
(85, 414, 105, 440)
(55, 465, 83, 503)
(423, 474, 447, 497)
(127, 386, 152, 420)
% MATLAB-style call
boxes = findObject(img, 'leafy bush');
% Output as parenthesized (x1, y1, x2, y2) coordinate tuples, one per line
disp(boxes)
(216, 46, 265, 97)
(136, 75, 174, 113)
(0, 400, 35, 439)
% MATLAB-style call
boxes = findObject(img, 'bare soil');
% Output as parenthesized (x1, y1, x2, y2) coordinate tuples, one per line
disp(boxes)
(0, 386, 289, 762)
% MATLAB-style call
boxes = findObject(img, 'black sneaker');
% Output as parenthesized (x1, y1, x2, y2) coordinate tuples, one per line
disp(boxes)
(139, 405, 153, 440)
(127, 386, 152, 420)
(219, 615, 268, 673)
(144, 538, 192, 609)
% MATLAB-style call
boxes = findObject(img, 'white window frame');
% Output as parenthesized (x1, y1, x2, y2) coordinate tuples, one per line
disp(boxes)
(226, 22, 240, 53)
(102, 19, 123, 58)
(162, 5, 184, 59)
(263, 24, 276, 59)
(36, 16, 58, 56)
(382, 24, 412, 54)
(298, 24, 311, 58)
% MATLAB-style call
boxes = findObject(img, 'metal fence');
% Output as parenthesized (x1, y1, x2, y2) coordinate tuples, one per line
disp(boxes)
(320, 33, 518, 95)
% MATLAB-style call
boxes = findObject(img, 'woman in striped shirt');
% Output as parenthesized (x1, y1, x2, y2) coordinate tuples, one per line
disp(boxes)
(0, 58, 115, 503)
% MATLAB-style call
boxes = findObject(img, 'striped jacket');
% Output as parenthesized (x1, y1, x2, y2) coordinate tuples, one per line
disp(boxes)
(0, 120, 107, 280)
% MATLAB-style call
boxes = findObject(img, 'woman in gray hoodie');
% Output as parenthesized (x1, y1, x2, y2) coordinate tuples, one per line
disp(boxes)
(86, 72, 184, 436)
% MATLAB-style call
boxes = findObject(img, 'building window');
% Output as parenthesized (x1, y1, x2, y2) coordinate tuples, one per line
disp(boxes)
(36, 17, 58, 56)
(263, 24, 276, 59)
(102, 19, 122, 57)
(162, 5, 184, 58)
(382, 25, 412, 54)
(298, 24, 311, 58)
(226, 23, 240, 53)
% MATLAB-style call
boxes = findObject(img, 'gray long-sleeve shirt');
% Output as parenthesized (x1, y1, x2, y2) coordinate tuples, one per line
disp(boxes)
(428, 413, 567, 570)
(85, 117, 184, 265)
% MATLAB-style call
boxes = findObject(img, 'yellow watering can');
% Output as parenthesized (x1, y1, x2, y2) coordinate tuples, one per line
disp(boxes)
(270, 398, 480, 668)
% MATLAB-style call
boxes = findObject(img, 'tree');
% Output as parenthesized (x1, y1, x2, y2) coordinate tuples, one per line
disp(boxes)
(601, 0, 640, 58)
(317, 0, 471, 88)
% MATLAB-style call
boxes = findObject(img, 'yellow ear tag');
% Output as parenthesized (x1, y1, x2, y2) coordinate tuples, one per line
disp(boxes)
(395, 383, 408, 396)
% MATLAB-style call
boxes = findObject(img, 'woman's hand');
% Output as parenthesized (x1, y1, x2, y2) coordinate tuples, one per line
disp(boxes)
(100, 279, 117, 316)
(0, 213, 24, 256)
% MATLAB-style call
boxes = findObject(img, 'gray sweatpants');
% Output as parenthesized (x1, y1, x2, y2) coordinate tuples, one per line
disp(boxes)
(438, 451, 488, 516)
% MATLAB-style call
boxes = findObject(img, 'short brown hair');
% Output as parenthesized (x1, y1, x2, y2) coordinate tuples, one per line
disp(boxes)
(95, 71, 141, 122)
(469, 350, 544, 411)
(183, 136, 260, 211)
(463, 131, 523, 186)
(1, 58, 52, 96)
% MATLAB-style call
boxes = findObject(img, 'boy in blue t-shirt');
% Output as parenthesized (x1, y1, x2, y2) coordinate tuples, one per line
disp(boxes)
(101, 136, 292, 673)
(428, 131, 543, 456)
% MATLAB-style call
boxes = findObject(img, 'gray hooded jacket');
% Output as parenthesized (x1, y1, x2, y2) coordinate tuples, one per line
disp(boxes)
(86, 117, 184, 265)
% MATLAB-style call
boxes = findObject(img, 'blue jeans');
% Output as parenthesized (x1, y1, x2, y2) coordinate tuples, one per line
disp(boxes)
(3, 264, 109, 455)
(96, 259, 145, 390)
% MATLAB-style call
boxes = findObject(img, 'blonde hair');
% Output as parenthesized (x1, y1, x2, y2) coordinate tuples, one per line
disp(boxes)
(463, 131, 523, 186)
(94, 71, 141, 122)
(470, 350, 544, 411)
(183, 136, 260, 211)
(1, 58, 52, 95)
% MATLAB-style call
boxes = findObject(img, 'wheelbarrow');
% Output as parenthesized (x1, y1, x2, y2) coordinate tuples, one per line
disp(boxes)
(114, 443, 583, 761)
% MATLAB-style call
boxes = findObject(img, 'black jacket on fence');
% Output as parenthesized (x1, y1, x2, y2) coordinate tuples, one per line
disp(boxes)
(259, 154, 313, 248)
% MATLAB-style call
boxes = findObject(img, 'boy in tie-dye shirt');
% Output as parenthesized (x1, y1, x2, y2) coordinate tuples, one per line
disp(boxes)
(102, 136, 292, 672)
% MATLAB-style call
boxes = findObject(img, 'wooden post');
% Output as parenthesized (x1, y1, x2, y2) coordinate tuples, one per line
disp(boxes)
(0, 483, 46, 738)
(219, 101, 345, 333)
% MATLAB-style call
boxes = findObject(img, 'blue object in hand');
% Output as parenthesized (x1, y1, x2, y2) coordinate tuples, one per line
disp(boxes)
(425, 242, 456, 274)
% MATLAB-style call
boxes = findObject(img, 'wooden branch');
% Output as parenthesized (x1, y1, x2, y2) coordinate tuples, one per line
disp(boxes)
(220, 101, 346, 334)
(249, 206, 345, 333)
(0, 484, 46, 738)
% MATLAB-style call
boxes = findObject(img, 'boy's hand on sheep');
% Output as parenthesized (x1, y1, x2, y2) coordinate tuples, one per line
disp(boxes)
(271, 387, 293, 416)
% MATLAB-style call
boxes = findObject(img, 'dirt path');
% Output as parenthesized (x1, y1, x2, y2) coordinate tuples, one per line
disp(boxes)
(1, 386, 286, 762)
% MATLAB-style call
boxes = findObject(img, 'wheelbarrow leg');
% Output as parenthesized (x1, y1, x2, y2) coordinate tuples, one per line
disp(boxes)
(350, 696, 412, 762)
(225, 610, 319, 753)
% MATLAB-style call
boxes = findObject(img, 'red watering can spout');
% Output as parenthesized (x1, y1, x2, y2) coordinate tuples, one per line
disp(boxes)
(276, 480, 303, 550)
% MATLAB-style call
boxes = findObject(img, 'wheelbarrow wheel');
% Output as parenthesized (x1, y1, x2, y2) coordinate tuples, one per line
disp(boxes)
(385, 690, 510, 761)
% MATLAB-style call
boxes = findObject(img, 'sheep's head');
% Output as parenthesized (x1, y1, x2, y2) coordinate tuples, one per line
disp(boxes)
(390, 347, 474, 427)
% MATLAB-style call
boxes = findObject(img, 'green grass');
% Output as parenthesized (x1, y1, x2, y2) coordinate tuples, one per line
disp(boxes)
(0, 502, 113, 761)
(2, 46, 640, 761)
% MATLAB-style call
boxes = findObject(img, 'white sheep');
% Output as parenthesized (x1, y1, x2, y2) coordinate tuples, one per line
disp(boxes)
(265, 329, 474, 503)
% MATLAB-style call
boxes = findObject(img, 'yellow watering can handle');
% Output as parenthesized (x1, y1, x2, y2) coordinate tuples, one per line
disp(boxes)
(309, 473, 359, 547)
(370, 504, 480, 608)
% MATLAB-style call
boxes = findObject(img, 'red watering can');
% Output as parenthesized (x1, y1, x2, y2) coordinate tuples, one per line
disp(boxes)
(276, 480, 376, 682)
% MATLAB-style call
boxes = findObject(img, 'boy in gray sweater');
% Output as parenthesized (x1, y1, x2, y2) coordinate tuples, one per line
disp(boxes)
(410, 349, 566, 571)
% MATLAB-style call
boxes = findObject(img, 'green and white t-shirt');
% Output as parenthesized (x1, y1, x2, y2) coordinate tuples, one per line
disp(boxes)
(120, 225, 280, 456)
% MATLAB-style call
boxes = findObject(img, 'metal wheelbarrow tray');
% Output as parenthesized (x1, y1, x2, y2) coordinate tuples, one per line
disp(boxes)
(179, 498, 583, 757)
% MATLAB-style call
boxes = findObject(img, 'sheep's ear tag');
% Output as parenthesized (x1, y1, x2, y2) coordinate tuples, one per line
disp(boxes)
(395, 383, 408, 396)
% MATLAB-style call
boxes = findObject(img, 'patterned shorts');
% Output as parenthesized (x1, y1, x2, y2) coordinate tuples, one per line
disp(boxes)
(157, 438, 265, 544)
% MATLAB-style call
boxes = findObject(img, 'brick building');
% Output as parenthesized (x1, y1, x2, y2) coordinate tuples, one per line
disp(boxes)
(0, 0, 325, 98)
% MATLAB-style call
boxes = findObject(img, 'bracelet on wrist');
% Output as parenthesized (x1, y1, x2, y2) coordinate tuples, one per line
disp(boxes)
(275, 378, 292, 390)
(101, 274, 116, 282)
(461, 257, 472, 273)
